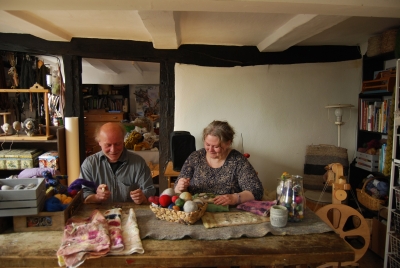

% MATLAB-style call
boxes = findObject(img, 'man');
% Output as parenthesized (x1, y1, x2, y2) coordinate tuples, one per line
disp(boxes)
(80, 122, 156, 204)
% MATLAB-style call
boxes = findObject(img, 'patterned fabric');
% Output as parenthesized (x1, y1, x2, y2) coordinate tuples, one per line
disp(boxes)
(57, 210, 110, 268)
(104, 208, 124, 253)
(236, 200, 277, 216)
(177, 149, 264, 200)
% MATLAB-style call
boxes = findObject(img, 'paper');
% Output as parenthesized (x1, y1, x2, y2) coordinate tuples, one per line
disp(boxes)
(65, 117, 80, 185)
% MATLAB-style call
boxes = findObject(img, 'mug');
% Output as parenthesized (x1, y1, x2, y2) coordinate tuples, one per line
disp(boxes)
(270, 205, 288, 227)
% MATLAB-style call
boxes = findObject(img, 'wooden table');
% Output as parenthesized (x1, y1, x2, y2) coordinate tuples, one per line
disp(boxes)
(0, 203, 354, 268)
(164, 161, 180, 188)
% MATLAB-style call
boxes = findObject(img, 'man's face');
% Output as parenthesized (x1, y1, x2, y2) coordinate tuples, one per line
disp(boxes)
(98, 128, 124, 163)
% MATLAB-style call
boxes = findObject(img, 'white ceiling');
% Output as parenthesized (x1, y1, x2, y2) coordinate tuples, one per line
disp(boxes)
(1, 0, 400, 73)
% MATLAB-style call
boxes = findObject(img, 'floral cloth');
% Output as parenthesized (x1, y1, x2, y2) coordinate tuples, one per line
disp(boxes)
(57, 210, 110, 268)
(236, 200, 277, 216)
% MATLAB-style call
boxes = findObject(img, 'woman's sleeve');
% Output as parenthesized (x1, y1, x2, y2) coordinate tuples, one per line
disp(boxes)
(237, 158, 264, 200)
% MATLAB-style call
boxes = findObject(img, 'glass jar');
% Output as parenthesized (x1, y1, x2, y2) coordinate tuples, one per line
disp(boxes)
(276, 175, 305, 222)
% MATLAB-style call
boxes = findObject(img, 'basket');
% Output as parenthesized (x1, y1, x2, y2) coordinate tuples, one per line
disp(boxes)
(356, 178, 386, 211)
(366, 34, 382, 57)
(381, 28, 398, 54)
(150, 203, 207, 225)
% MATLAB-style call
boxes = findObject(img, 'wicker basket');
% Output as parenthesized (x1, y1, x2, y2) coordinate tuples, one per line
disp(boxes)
(356, 177, 386, 211)
(366, 34, 382, 57)
(150, 202, 208, 225)
(381, 28, 398, 54)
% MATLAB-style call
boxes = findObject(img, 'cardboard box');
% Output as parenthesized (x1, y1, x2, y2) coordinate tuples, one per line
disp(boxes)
(13, 190, 83, 232)
(0, 149, 41, 170)
(0, 178, 46, 217)
(38, 151, 59, 170)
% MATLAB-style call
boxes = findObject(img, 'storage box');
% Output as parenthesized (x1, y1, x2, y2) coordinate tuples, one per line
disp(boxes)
(0, 178, 46, 216)
(369, 217, 387, 258)
(355, 152, 379, 172)
(38, 151, 59, 170)
(0, 149, 41, 170)
(13, 190, 83, 232)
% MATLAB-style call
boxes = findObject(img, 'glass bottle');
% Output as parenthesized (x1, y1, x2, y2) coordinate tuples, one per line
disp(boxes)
(276, 175, 305, 222)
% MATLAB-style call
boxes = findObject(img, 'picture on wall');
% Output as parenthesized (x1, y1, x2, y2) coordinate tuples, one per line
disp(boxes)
(134, 85, 159, 117)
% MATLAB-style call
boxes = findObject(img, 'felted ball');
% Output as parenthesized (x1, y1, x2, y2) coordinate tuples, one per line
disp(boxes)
(159, 195, 172, 207)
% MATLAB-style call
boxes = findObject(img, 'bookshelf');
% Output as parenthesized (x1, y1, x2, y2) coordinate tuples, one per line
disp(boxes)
(82, 84, 129, 113)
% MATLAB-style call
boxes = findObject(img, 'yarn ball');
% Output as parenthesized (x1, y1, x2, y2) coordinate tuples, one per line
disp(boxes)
(45, 196, 68, 212)
(159, 195, 172, 207)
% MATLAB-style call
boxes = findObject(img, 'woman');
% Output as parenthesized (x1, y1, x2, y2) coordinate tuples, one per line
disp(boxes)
(174, 120, 263, 206)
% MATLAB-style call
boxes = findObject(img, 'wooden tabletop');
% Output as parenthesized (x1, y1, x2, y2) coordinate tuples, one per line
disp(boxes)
(0, 203, 355, 267)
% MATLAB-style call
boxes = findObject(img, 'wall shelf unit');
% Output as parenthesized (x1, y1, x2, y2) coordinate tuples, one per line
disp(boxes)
(384, 58, 400, 267)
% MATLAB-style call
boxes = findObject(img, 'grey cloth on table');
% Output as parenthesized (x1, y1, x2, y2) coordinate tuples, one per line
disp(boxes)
(135, 207, 333, 240)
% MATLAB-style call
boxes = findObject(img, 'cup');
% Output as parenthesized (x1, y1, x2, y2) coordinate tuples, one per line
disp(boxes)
(270, 205, 288, 227)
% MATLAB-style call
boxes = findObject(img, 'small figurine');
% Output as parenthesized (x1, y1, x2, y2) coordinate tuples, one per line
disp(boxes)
(12, 121, 21, 136)
(42, 170, 67, 194)
(23, 118, 35, 136)
(1, 123, 11, 135)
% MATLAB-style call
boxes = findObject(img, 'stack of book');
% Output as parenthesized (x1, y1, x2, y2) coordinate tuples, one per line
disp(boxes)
(359, 97, 392, 133)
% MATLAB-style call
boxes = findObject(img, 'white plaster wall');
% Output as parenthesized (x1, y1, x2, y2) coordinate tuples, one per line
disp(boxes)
(174, 60, 362, 191)
(82, 65, 159, 85)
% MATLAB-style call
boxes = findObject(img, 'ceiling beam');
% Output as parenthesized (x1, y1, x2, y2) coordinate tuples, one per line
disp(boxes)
(0, 0, 399, 18)
(138, 10, 181, 49)
(1, 10, 71, 41)
(131, 61, 143, 76)
(0, 34, 361, 67)
(84, 58, 121, 74)
(258, 15, 349, 52)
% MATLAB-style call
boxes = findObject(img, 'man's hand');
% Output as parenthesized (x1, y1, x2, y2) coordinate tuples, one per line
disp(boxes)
(84, 184, 111, 203)
(130, 189, 148, 204)
(96, 184, 111, 201)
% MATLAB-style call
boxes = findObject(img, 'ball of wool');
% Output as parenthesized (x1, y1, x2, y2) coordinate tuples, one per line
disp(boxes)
(14, 184, 26, 190)
(1, 185, 12, 190)
(159, 195, 172, 208)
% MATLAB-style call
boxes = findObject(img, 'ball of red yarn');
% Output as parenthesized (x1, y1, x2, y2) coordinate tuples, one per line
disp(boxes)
(159, 195, 172, 207)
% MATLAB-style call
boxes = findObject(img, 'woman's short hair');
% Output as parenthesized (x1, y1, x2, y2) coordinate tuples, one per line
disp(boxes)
(202, 120, 235, 144)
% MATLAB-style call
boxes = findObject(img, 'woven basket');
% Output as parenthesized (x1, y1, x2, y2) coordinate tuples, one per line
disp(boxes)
(366, 34, 382, 57)
(356, 178, 386, 211)
(381, 28, 398, 54)
(150, 203, 208, 225)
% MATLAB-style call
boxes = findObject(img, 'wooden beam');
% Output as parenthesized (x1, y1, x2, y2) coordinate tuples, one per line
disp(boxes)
(0, 34, 361, 66)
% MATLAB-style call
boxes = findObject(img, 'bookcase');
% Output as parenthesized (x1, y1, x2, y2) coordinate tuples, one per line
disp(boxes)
(384, 58, 400, 267)
(82, 84, 129, 113)
(351, 52, 397, 190)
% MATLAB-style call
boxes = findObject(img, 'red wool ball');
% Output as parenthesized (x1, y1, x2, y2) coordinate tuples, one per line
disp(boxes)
(159, 195, 172, 208)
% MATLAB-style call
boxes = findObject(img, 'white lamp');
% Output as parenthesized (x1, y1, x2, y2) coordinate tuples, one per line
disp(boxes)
(325, 104, 354, 147)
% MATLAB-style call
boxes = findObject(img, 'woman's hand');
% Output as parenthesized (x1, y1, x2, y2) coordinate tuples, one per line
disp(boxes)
(213, 194, 237, 206)
(96, 184, 111, 202)
(130, 189, 148, 204)
(175, 178, 190, 193)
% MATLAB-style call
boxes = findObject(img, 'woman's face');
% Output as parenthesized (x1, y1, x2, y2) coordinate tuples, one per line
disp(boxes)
(204, 135, 231, 159)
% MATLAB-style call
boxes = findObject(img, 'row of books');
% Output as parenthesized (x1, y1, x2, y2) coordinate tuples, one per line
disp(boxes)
(83, 96, 124, 111)
(359, 97, 392, 133)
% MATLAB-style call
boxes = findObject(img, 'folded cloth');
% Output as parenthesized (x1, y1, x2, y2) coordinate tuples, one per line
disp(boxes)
(236, 200, 277, 216)
(107, 208, 144, 256)
(104, 208, 124, 253)
(18, 167, 61, 178)
(57, 210, 110, 268)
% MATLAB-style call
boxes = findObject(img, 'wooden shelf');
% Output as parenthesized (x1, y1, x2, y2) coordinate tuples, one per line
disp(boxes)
(0, 85, 52, 140)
